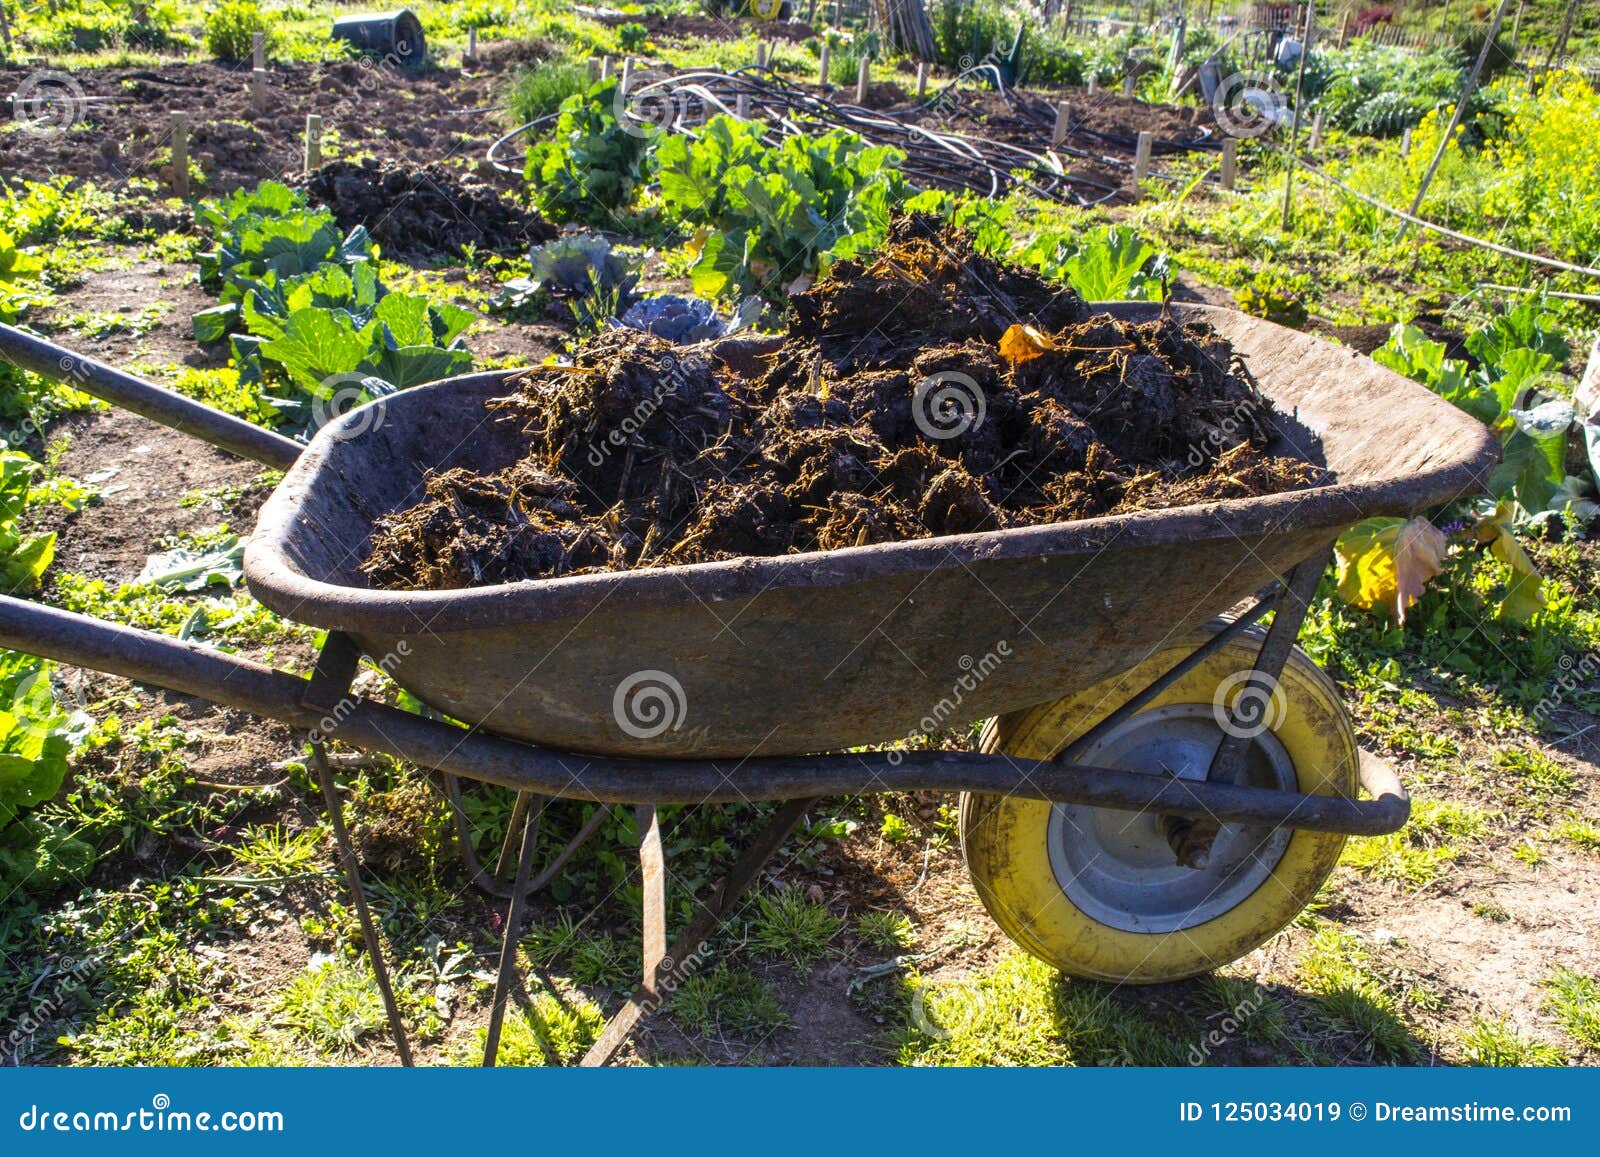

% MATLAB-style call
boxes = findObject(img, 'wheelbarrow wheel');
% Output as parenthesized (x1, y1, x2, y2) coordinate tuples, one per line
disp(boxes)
(960, 627, 1357, 984)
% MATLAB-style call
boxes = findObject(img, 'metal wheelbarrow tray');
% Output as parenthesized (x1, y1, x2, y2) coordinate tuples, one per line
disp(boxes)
(247, 302, 1496, 759)
(0, 303, 1499, 1064)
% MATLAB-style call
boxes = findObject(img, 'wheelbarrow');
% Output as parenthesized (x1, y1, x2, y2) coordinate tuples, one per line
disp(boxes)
(0, 304, 1499, 1065)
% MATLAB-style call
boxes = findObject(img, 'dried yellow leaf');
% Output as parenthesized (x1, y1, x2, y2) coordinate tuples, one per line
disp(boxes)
(1333, 516, 1449, 624)
(999, 323, 1055, 365)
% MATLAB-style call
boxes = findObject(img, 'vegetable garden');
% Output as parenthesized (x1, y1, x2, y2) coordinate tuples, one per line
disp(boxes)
(1, 0, 1599, 1069)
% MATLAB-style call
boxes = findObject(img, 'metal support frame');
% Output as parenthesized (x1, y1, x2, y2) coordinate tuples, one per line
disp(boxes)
(0, 571, 1406, 1066)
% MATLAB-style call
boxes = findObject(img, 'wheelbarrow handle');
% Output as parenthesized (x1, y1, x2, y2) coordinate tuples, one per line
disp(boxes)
(0, 322, 302, 471)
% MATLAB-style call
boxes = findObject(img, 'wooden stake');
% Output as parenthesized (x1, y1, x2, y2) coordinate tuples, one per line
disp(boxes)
(1309, 108, 1324, 151)
(1122, 74, 1136, 98)
(818, 41, 830, 86)
(466, 27, 478, 65)
(916, 60, 928, 97)
(1132, 130, 1152, 192)
(252, 31, 264, 71)
(856, 55, 869, 104)
(170, 111, 189, 198)
(756, 41, 768, 69)
(1511, 0, 1526, 43)
(251, 67, 267, 112)
(806, 0, 817, 23)
(1087, 74, 1099, 95)
(620, 56, 633, 95)
(600, 55, 612, 81)
(304, 114, 322, 171)
(736, 93, 749, 118)
(1220, 137, 1237, 190)
(1337, 12, 1349, 48)
(1400, 127, 1412, 157)
(587, 56, 600, 82)
(1052, 101, 1068, 146)
(0, 0, 13, 50)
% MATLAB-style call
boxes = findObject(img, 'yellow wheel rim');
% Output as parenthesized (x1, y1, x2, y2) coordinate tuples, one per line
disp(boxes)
(960, 627, 1358, 983)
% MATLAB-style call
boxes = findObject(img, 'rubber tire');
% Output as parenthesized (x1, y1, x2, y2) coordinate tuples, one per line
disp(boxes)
(960, 628, 1358, 984)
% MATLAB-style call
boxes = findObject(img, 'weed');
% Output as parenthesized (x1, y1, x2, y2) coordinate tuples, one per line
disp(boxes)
(472, 987, 603, 1065)
(274, 960, 389, 1053)
(671, 966, 790, 1039)
(746, 886, 841, 970)
(1340, 798, 1492, 886)
(1298, 925, 1417, 1062)
(856, 911, 916, 951)
(1459, 1016, 1565, 1066)
(1543, 967, 1600, 1052)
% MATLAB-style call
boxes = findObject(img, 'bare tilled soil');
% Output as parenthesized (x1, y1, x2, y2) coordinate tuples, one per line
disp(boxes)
(0, 57, 510, 195)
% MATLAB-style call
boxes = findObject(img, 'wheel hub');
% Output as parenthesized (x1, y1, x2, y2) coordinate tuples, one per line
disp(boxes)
(1046, 704, 1296, 934)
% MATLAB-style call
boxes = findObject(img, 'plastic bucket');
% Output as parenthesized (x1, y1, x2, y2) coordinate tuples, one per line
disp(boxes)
(331, 10, 427, 69)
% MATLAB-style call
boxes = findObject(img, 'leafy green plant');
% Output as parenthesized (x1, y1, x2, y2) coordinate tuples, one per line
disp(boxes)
(0, 648, 83, 833)
(0, 453, 55, 595)
(0, 232, 43, 325)
(1016, 224, 1171, 302)
(1372, 297, 1579, 521)
(524, 80, 649, 226)
(191, 182, 474, 415)
(194, 182, 374, 317)
(617, 22, 649, 53)
(655, 117, 908, 300)
(204, 1, 276, 62)
(506, 61, 592, 124)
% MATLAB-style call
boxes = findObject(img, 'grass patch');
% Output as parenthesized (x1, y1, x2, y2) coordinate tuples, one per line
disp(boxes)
(471, 987, 604, 1066)
(273, 960, 389, 1054)
(746, 886, 840, 970)
(856, 910, 916, 951)
(1551, 816, 1600, 853)
(1458, 1016, 1566, 1066)
(671, 966, 790, 1040)
(1298, 925, 1417, 1062)
(896, 953, 1196, 1066)
(1340, 799, 1492, 886)
(1543, 967, 1600, 1052)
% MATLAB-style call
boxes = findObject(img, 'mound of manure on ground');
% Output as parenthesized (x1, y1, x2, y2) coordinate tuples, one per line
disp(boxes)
(361, 215, 1325, 591)
(301, 158, 555, 261)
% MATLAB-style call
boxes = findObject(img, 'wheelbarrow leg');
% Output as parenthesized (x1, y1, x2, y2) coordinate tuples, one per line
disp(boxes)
(311, 741, 414, 1066)
(482, 795, 547, 1067)
(441, 775, 617, 899)
(579, 797, 816, 1067)
(493, 790, 539, 878)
